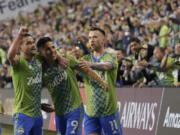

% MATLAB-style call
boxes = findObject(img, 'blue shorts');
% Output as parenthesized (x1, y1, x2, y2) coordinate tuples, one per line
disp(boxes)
(13, 113, 43, 135)
(84, 110, 123, 135)
(55, 106, 84, 135)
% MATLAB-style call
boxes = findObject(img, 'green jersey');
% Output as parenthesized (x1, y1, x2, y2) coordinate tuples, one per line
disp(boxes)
(157, 57, 176, 86)
(83, 52, 118, 117)
(12, 57, 42, 118)
(42, 56, 82, 115)
(159, 24, 170, 48)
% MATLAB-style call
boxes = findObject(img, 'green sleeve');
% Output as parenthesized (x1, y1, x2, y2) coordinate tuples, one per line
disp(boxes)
(110, 53, 118, 69)
(12, 57, 23, 72)
(65, 55, 79, 68)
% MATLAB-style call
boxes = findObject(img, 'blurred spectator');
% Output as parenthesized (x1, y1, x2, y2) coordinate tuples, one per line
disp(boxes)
(158, 18, 171, 48)
(0, 0, 180, 88)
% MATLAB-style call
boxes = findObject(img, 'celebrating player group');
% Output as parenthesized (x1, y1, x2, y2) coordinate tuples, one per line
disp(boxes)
(7, 26, 123, 135)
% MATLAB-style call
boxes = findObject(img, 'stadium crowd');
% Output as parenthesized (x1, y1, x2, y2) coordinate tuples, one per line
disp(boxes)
(0, 0, 180, 88)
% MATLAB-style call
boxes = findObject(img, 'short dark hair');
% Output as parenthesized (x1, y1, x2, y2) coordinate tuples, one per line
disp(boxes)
(36, 37, 52, 49)
(116, 48, 125, 53)
(89, 27, 106, 36)
(21, 33, 35, 45)
(129, 37, 140, 44)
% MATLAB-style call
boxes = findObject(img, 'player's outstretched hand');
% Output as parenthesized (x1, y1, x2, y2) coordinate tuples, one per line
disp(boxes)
(41, 103, 55, 113)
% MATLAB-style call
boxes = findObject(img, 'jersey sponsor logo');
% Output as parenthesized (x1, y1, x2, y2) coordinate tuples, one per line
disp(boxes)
(27, 73, 42, 85)
(163, 106, 180, 129)
(48, 71, 67, 89)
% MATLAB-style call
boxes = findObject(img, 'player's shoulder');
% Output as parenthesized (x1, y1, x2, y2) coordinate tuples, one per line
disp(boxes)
(103, 51, 116, 59)
(11, 56, 26, 71)
(14, 56, 25, 65)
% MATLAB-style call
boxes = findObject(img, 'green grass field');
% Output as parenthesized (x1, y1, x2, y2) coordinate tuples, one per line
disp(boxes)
(1, 124, 56, 135)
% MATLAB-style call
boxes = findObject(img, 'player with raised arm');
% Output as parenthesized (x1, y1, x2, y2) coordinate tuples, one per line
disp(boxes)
(79, 27, 123, 135)
(7, 27, 43, 135)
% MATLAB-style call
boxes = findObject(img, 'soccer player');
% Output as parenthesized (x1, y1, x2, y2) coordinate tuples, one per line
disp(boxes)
(79, 27, 123, 135)
(7, 27, 43, 135)
(36, 37, 107, 135)
(37, 36, 83, 135)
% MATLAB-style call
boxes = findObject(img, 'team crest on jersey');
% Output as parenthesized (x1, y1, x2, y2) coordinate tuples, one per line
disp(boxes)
(17, 128, 24, 134)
